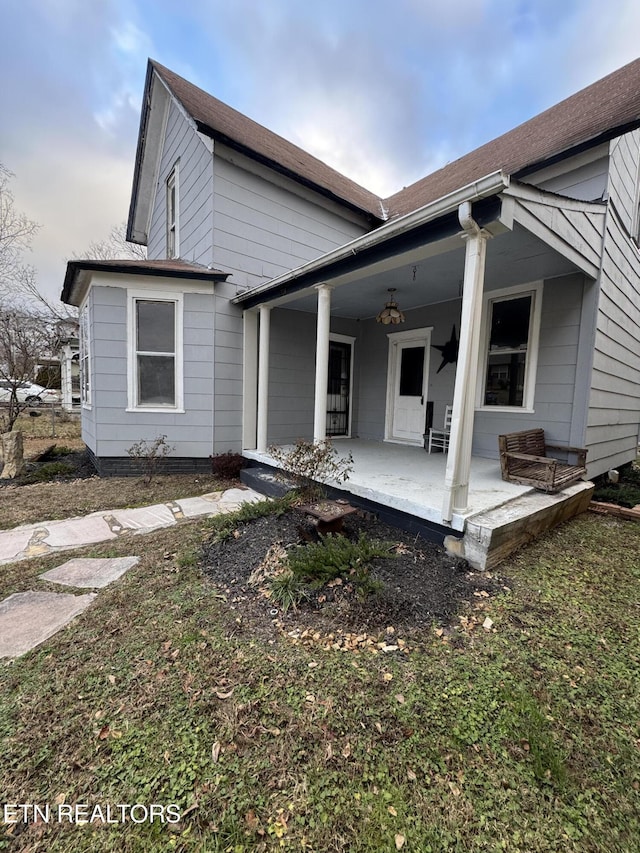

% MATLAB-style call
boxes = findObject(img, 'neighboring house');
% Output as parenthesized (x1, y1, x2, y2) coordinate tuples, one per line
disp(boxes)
(62, 57, 640, 562)
(55, 317, 81, 411)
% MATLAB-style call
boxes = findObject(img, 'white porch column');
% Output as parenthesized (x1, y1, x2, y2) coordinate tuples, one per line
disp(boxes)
(242, 309, 258, 449)
(313, 284, 333, 443)
(442, 203, 490, 522)
(256, 304, 271, 453)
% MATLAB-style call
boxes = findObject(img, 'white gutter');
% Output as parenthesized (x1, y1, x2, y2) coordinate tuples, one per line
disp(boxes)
(233, 170, 510, 305)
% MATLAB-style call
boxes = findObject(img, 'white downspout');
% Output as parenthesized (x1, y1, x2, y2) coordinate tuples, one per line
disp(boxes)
(256, 305, 271, 452)
(442, 202, 490, 523)
(313, 284, 332, 443)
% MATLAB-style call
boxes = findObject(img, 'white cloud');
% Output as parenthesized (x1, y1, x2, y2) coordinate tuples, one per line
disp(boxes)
(2, 0, 640, 310)
(14, 142, 134, 303)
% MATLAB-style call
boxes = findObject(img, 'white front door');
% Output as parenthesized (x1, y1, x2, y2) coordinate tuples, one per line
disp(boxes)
(386, 329, 431, 445)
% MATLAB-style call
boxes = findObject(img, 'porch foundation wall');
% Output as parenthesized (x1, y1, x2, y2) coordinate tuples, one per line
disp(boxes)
(457, 480, 594, 570)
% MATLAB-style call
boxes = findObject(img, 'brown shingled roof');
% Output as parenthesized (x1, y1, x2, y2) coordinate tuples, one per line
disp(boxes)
(61, 258, 228, 305)
(385, 58, 640, 218)
(151, 60, 384, 221)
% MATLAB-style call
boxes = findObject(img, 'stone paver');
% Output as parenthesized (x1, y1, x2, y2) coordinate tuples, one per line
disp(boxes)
(174, 494, 224, 518)
(40, 557, 140, 589)
(111, 503, 177, 532)
(0, 528, 35, 562)
(43, 515, 118, 548)
(217, 487, 264, 511)
(0, 591, 96, 659)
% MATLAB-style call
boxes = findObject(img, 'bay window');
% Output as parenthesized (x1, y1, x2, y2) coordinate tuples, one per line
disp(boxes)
(128, 292, 183, 411)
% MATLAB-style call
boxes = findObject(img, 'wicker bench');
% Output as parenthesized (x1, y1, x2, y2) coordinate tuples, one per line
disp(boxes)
(498, 428, 587, 493)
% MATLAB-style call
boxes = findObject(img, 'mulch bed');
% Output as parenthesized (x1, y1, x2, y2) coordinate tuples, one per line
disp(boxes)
(9, 448, 96, 486)
(201, 507, 508, 640)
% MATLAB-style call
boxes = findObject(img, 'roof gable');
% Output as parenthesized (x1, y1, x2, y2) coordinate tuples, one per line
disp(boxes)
(150, 60, 385, 221)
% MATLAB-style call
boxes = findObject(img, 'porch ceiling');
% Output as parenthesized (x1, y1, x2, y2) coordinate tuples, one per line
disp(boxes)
(270, 223, 581, 320)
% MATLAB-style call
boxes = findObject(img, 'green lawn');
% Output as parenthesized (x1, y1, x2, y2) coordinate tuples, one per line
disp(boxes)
(1, 507, 639, 852)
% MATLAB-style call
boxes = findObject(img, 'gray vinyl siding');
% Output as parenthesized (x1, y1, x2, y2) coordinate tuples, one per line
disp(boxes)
(528, 154, 609, 201)
(213, 282, 243, 454)
(88, 282, 217, 459)
(474, 275, 587, 456)
(212, 155, 370, 291)
(266, 310, 316, 444)
(264, 308, 359, 445)
(354, 275, 587, 456)
(148, 101, 214, 265)
(586, 130, 640, 475)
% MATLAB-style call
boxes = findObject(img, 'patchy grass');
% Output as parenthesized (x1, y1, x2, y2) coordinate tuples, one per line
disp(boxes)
(2, 410, 85, 446)
(0, 416, 231, 529)
(1, 509, 639, 851)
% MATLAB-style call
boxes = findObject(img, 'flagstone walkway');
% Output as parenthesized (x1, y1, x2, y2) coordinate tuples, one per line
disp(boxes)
(0, 485, 264, 659)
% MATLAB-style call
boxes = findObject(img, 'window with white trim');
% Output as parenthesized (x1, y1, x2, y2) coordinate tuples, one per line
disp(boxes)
(478, 283, 542, 411)
(166, 164, 179, 258)
(79, 303, 91, 407)
(128, 293, 183, 410)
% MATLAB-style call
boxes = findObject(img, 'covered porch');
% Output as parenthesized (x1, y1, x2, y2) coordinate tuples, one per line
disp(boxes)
(244, 438, 531, 532)
(242, 439, 594, 569)
(237, 174, 603, 560)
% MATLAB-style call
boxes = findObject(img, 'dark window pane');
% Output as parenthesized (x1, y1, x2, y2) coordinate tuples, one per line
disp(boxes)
(327, 342, 350, 395)
(484, 352, 526, 406)
(137, 355, 175, 406)
(489, 295, 531, 350)
(399, 346, 424, 396)
(137, 301, 175, 352)
(326, 341, 351, 436)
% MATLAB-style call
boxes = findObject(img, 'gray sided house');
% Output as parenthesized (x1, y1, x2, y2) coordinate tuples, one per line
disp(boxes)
(62, 58, 640, 565)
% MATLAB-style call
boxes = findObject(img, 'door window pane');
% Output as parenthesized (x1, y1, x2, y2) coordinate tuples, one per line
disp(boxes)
(399, 346, 424, 396)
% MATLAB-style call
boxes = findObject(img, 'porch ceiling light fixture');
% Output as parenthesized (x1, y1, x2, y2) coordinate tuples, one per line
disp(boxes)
(376, 288, 405, 325)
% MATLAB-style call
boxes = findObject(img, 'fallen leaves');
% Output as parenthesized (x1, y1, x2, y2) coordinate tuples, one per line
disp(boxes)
(282, 626, 410, 654)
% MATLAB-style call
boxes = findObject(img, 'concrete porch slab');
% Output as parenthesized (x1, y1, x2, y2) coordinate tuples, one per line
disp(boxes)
(40, 557, 140, 589)
(0, 591, 96, 659)
(244, 440, 530, 530)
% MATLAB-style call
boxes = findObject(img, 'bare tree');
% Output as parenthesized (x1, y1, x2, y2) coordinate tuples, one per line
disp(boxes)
(73, 221, 147, 261)
(0, 303, 57, 433)
(0, 163, 74, 321)
(0, 164, 40, 299)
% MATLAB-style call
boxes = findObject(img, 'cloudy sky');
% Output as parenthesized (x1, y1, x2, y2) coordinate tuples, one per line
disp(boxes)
(1, 0, 639, 306)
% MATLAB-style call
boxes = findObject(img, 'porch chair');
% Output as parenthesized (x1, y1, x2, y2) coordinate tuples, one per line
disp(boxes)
(498, 428, 588, 493)
(426, 404, 453, 453)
